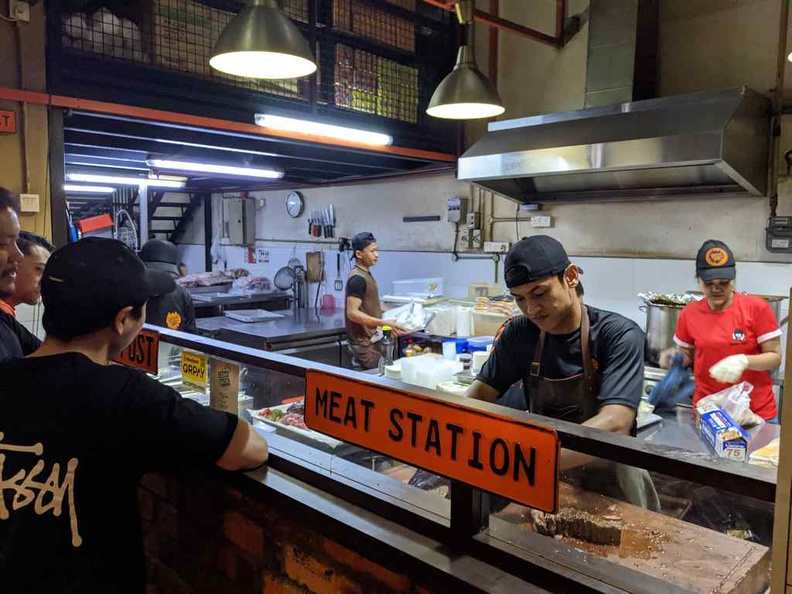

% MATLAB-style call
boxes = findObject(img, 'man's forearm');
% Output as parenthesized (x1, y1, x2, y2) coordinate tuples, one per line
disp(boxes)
(560, 406, 634, 471)
(348, 310, 384, 328)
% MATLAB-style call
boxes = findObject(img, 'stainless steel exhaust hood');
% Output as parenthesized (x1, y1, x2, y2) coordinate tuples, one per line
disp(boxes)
(457, 87, 770, 203)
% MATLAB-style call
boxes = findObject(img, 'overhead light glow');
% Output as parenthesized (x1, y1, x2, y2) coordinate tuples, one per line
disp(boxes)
(255, 114, 392, 146)
(66, 173, 186, 189)
(64, 185, 116, 193)
(148, 159, 283, 179)
(426, 102, 505, 120)
(210, 52, 316, 80)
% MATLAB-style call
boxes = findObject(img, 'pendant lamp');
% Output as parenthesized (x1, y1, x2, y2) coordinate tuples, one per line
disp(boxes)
(426, 0, 504, 120)
(210, 0, 317, 80)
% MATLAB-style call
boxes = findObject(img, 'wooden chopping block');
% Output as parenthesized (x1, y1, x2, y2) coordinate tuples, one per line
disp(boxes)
(305, 252, 323, 283)
(498, 482, 770, 594)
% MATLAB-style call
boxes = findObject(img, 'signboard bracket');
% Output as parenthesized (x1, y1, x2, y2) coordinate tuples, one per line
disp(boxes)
(450, 482, 489, 538)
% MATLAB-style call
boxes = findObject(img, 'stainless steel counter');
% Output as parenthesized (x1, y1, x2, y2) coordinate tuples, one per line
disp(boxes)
(196, 308, 347, 348)
(639, 405, 780, 458)
(191, 290, 291, 318)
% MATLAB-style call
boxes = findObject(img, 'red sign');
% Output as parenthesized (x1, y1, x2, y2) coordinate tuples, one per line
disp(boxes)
(112, 329, 160, 374)
(305, 370, 560, 513)
(0, 110, 16, 133)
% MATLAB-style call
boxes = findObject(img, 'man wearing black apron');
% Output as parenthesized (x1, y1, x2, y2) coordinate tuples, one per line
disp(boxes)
(467, 236, 659, 510)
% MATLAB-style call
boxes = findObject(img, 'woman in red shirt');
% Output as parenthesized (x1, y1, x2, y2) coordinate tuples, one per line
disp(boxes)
(662, 240, 783, 422)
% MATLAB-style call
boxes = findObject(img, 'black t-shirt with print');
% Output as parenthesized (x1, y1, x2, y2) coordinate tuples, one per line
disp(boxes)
(0, 353, 238, 593)
(477, 306, 645, 412)
(0, 311, 41, 360)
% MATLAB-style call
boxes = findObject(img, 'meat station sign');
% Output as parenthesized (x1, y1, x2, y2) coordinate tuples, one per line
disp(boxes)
(305, 370, 560, 513)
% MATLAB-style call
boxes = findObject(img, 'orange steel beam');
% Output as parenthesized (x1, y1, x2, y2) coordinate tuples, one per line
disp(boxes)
(423, 0, 564, 48)
(0, 86, 457, 163)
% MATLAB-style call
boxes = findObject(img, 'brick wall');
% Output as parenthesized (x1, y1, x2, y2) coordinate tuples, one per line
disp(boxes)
(139, 471, 436, 594)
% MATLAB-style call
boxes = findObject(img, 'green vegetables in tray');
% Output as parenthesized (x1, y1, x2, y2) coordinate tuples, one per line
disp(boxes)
(259, 408, 286, 422)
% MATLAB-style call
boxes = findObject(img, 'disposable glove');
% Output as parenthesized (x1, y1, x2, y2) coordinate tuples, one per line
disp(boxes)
(709, 354, 749, 384)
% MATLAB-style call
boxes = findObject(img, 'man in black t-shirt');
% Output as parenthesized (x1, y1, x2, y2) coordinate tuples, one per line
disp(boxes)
(0, 187, 40, 360)
(345, 232, 405, 369)
(0, 238, 269, 593)
(467, 236, 658, 509)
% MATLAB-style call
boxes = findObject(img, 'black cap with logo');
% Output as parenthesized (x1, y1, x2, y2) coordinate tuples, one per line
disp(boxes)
(696, 239, 736, 282)
(505, 236, 572, 289)
(42, 238, 176, 334)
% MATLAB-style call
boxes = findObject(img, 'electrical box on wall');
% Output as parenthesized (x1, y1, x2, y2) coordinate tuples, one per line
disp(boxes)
(766, 216, 792, 253)
(446, 197, 468, 223)
(19, 194, 39, 213)
(222, 197, 256, 246)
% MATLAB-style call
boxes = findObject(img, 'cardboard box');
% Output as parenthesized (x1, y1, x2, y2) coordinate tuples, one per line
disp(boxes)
(697, 403, 750, 461)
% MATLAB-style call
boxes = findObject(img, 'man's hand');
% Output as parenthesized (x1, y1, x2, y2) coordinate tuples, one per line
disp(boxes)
(387, 323, 410, 336)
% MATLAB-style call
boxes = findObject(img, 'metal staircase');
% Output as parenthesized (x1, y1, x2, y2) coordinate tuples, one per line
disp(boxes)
(148, 192, 203, 244)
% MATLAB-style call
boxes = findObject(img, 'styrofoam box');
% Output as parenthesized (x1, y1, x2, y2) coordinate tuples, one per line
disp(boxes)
(392, 277, 443, 297)
(400, 355, 462, 390)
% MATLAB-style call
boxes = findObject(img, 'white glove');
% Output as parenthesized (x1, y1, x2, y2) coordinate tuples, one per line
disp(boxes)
(709, 354, 749, 384)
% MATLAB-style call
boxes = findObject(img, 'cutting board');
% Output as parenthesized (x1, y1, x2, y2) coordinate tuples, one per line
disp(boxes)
(496, 483, 770, 594)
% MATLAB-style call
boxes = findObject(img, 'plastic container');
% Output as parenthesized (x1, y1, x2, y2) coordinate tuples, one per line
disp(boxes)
(467, 336, 494, 352)
(456, 306, 473, 337)
(400, 355, 463, 389)
(472, 351, 490, 373)
(442, 341, 457, 361)
(393, 277, 444, 298)
(472, 311, 511, 336)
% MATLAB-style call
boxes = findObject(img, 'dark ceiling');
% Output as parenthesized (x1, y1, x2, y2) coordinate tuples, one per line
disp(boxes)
(63, 109, 456, 219)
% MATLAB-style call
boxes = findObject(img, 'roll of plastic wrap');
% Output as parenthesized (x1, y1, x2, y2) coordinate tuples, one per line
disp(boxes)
(456, 306, 473, 337)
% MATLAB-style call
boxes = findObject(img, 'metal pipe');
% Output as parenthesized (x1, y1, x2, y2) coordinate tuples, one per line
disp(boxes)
(421, 0, 564, 48)
(768, 0, 789, 217)
(555, 0, 566, 41)
(138, 184, 148, 247)
(488, 0, 499, 86)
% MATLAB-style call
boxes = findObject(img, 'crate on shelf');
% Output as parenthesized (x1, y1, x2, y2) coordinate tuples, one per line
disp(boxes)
(334, 44, 418, 123)
(332, 0, 415, 52)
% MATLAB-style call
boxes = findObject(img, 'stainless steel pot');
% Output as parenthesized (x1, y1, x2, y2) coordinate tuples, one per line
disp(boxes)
(642, 302, 684, 367)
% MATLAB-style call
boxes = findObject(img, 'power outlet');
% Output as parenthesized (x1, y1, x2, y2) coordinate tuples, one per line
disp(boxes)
(9, 0, 30, 22)
(530, 215, 552, 228)
(483, 241, 510, 253)
(20, 193, 39, 213)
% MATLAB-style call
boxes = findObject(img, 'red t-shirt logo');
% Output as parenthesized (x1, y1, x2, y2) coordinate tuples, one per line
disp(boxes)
(732, 329, 746, 342)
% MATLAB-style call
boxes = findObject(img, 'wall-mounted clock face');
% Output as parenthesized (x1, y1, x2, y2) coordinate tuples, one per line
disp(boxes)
(286, 191, 304, 218)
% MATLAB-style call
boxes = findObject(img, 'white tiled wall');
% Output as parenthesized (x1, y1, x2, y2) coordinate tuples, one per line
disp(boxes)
(16, 302, 45, 339)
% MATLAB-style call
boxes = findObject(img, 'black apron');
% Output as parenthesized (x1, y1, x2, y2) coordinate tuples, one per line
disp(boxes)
(529, 305, 660, 511)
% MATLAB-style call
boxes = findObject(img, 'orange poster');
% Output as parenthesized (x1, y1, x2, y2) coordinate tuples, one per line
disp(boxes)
(305, 370, 560, 513)
(0, 110, 16, 133)
(112, 329, 160, 374)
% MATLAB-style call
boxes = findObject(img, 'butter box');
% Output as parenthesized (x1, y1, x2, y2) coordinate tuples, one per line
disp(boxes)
(697, 402, 750, 461)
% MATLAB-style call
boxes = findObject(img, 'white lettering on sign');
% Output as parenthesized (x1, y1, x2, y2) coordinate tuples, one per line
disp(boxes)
(0, 432, 81, 547)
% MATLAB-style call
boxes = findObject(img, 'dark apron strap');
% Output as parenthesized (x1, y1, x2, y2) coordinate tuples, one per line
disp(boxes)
(530, 304, 594, 392)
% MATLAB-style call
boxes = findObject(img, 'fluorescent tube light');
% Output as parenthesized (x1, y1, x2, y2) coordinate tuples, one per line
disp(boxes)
(64, 185, 116, 193)
(66, 173, 186, 189)
(148, 159, 283, 179)
(255, 114, 392, 146)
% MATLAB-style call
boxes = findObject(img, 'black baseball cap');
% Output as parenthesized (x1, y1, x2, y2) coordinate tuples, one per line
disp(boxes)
(696, 239, 736, 282)
(505, 236, 572, 289)
(42, 238, 176, 334)
(140, 239, 179, 275)
(351, 232, 376, 253)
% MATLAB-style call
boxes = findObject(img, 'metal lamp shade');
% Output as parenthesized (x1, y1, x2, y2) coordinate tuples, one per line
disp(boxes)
(210, 0, 317, 79)
(426, 46, 504, 120)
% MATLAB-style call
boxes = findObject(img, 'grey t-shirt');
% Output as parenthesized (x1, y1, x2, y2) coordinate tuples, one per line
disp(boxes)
(477, 306, 645, 412)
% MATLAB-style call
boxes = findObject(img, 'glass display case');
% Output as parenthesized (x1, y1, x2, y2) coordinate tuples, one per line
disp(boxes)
(145, 325, 778, 593)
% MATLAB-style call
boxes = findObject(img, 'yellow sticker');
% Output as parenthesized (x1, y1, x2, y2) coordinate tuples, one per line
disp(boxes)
(181, 351, 207, 393)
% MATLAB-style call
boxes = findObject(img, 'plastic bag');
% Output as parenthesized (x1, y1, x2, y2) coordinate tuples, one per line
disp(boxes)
(383, 300, 428, 331)
(696, 382, 764, 428)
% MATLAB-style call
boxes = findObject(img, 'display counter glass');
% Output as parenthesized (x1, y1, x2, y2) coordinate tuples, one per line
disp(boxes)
(143, 326, 778, 594)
